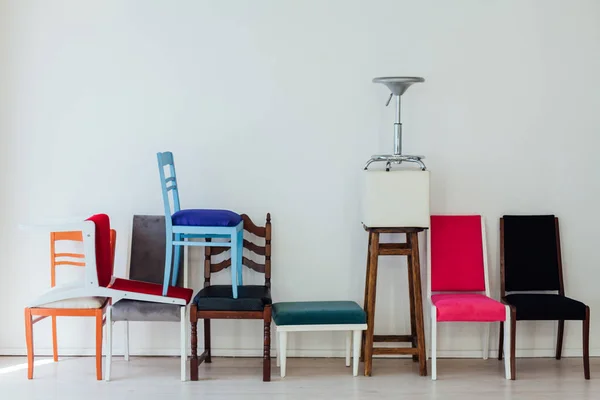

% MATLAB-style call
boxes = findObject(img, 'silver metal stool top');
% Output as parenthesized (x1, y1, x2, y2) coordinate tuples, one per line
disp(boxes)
(372, 76, 424, 96)
(365, 77, 426, 171)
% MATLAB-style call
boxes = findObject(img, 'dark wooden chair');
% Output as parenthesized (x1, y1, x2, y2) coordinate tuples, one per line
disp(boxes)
(497, 215, 590, 380)
(190, 213, 272, 382)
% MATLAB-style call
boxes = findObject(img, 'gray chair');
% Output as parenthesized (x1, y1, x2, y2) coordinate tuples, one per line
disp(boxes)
(105, 215, 187, 381)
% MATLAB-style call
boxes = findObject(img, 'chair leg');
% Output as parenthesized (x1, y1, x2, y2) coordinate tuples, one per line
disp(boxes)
(275, 329, 280, 367)
(431, 306, 437, 381)
(180, 306, 186, 382)
(498, 321, 504, 360)
(105, 307, 113, 381)
(556, 320, 564, 360)
(171, 234, 182, 287)
(510, 307, 516, 380)
(345, 331, 352, 367)
(204, 319, 211, 363)
(124, 321, 130, 361)
(230, 232, 239, 299)
(163, 231, 174, 296)
(24, 308, 34, 380)
(95, 310, 103, 381)
(483, 323, 491, 360)
(190, 319, 199, 381)
(183, 243, 189, 289)
(51, 316, 58, 362)
(279, 331, 287, 378)
(263, 305, 272, 382)
(236, 228, 243, 286)
(352, 330, 361, 377)
(503, 306, 511, 380)
(583, 306, 590, 380)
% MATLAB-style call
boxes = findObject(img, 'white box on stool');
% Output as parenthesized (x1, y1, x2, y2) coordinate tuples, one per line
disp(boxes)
(361, 169, 430, 228)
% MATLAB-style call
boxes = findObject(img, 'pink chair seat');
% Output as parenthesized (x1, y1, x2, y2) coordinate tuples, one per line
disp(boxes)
(432, 294, 506, 322)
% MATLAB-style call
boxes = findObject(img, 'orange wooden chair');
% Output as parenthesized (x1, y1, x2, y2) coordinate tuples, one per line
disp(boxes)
(24, 229, 116, 380)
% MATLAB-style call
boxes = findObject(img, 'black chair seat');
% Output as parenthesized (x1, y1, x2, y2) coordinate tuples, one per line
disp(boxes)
(194, 285, 272, 311)
(505, 294, 587, 321)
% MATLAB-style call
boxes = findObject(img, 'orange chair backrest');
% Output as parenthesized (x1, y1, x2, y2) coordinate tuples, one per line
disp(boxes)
(50, 229, 116, 287)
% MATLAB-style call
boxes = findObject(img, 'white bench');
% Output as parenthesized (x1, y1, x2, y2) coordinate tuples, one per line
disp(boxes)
(272, 301, 367, 377)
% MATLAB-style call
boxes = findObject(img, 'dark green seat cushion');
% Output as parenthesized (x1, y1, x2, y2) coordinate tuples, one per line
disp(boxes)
(272, 301, 366, 326)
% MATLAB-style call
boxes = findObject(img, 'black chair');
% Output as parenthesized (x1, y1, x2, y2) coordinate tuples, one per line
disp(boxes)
(497, 215, 590, 380)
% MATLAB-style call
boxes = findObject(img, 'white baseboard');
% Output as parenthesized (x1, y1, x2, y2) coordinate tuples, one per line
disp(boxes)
(0, 347, 596, 358)
(434, 348, 591, 358)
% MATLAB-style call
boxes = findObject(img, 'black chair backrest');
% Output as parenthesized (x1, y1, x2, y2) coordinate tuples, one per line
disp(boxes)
(129, 215, 182, 287)
(502, 215, 561, 293)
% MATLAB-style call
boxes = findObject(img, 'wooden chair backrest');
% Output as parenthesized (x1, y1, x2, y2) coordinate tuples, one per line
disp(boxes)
(204, 213, 272, 288)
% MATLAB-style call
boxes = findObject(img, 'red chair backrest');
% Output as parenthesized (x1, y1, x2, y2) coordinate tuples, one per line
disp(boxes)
(86, 213, 113, 287)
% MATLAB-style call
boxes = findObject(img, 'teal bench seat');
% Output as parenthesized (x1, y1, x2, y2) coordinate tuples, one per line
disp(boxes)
(272, 301, 367, 377)
(273, 301, 366, 326)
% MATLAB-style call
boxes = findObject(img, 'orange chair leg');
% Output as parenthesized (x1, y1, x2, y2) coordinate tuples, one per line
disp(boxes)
(95, 311, 103, 380)
(24, 308, 34, 379)
(51, 316, 58, 362)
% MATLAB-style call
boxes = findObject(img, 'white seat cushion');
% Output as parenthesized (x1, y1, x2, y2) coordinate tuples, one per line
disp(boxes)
(362, 169, 430, 228)
(38, 297, 107, 309)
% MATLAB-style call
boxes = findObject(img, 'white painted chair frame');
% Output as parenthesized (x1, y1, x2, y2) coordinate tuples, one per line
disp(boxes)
(274, 323, 367, 377)
(25, 221, 187, 308)
(427, 215, 511, 380)
(104, 223, 187, 382)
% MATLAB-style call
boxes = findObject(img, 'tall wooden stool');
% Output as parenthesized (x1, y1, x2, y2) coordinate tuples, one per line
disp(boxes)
(361, 226, 427, 376)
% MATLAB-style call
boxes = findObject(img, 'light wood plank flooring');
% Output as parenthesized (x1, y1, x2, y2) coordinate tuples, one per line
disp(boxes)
(0, 356, 598, 400)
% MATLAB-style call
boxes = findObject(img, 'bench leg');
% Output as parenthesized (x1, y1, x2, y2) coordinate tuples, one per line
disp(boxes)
(279, 331, 287, 378)
(275, 329, 280, 367)
(345, 331, 351, 367)
(353, 330, 361, 376)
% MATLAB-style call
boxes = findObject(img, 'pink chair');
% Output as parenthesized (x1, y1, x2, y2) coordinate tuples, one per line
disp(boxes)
(427, 215, 512, 380)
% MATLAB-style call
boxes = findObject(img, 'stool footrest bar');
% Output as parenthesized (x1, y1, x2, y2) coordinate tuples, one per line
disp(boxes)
(374, 335, 414, 343)
(373, 347, 418, 356)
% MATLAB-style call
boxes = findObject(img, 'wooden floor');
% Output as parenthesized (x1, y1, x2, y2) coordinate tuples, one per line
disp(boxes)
(1, 356, 598, 400)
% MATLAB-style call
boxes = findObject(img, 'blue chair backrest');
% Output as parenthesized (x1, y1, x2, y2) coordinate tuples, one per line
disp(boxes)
(157, 152, 181, 220)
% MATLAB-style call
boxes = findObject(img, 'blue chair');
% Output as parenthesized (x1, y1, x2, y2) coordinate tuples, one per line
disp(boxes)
(157, 151, 243, 298)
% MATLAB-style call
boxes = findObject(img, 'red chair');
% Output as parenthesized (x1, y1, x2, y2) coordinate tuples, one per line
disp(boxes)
(427, 215, 512, 380)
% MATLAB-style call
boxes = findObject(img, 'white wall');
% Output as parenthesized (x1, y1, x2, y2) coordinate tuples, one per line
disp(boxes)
(2, 0, 600, 359)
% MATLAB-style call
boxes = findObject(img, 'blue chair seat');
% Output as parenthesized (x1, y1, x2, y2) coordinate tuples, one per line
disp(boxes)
(172, 209, 242, 227)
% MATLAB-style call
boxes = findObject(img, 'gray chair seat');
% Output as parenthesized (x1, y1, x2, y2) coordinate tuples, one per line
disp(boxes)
(111, 299, 182, 322)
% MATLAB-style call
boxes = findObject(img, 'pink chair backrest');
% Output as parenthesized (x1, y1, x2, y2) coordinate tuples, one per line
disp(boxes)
(86, 213, 113, 288)
(430, 215, 486, 292)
